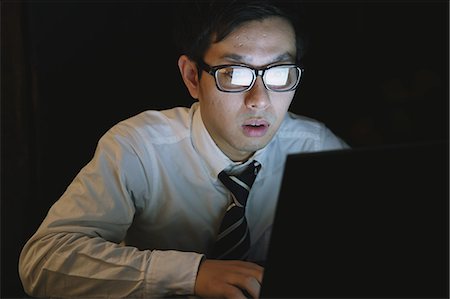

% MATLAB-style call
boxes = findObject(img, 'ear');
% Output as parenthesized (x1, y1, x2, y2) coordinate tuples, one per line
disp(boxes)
(178, 55, 200, 99)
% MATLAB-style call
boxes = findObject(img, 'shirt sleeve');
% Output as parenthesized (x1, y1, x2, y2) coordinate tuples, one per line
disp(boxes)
(18, 125, 204, 298)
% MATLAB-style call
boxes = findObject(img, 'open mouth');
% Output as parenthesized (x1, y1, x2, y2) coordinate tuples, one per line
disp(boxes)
(242, 119, 270, 137)
(246, 123, 265, 128)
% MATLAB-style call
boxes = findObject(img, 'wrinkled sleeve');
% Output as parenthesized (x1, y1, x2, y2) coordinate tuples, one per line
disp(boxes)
(18, 126, 204, 298)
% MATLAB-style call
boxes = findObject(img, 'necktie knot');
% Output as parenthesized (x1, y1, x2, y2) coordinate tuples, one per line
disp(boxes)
(218, 160, 261, 207)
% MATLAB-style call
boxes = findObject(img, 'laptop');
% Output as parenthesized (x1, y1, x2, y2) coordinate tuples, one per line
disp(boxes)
(260, 141, 449, 299)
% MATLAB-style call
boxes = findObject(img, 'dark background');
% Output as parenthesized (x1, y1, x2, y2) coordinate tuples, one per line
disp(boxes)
(2, 1, 448, 297)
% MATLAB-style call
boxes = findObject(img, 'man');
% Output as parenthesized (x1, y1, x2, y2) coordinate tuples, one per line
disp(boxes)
(19, 1, 348, 298)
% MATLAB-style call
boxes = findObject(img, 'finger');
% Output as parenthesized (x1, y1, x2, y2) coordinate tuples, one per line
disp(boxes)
(230, 273, 261, 299)
(229, 260, 265, 284)
(222, 284, 248, 299)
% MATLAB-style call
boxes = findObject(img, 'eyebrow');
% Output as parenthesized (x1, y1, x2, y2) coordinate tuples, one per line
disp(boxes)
(219, 52, 296, 66)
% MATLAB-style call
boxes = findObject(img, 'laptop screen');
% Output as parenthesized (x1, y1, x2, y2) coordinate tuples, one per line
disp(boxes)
(261, 141, 449, 298)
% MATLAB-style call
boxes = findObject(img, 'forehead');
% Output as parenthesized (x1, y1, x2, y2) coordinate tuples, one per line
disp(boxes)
(205, 17, 297, 67)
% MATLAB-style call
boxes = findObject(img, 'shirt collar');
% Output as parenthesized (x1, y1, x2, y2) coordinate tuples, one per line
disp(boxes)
(190, 103, 268, 179)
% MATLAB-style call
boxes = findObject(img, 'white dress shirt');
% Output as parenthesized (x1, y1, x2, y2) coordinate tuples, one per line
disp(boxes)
(19, 102, 348, 298)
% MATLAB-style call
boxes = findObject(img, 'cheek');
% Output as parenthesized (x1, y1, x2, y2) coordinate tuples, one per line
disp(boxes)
(201, 89, 240, 118)
(208, 100, 239, 129)
(199, 92, 238, 130)
(273, 93, 294, 114)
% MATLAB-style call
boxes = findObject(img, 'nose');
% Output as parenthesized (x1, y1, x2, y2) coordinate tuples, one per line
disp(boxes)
(244, 77, 270, 110)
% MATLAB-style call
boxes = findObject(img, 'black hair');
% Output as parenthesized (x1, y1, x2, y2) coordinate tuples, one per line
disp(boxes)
(173, 0, 308, 66)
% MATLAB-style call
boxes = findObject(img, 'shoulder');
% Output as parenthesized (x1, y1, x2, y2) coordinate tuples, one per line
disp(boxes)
(105, 106, 193, 146)
(276, 111, 349, 152)
(278, 112, 325, 138)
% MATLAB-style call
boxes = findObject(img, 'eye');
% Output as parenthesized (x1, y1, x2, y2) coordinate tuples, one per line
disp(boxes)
(223, 69, 234, 78)
(217, 67, 234, 79)
(229, 68, 253, 86)
(265, 67, 290, 86)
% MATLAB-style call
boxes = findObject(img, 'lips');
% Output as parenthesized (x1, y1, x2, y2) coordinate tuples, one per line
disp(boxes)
(242, 119, 270, 137)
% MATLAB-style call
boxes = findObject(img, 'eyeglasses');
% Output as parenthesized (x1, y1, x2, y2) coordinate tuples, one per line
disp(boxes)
(198, 61, 304, 93)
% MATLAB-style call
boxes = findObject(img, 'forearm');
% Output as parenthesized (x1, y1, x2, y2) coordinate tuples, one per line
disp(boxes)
(19, 232, 204, 298)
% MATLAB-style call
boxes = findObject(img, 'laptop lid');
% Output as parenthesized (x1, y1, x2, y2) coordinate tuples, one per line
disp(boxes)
(260, 141, 449, 298)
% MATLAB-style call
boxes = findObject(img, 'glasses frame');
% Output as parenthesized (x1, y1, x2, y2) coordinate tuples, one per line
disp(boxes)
(198, 60, 304, 93)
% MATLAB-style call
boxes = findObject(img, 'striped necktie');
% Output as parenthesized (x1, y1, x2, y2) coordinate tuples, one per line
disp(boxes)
(210, 160, 261, 260)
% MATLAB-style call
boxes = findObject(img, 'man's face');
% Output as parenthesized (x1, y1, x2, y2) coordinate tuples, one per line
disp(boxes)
(198, 17, 297, 161)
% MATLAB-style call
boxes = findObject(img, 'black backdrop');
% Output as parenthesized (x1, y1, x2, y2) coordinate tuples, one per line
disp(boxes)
(3, 1, 448, 297)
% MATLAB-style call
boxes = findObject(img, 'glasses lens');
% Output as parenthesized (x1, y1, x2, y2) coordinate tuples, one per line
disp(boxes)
(265, 66, 301, 91)
(216, 66, 254, 91)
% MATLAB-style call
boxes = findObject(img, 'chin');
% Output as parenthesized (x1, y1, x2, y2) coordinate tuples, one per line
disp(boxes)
(241, 141, 269, 153)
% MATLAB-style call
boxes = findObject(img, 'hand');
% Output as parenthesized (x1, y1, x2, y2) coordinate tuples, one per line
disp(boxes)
(194, 259, 264, 299)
